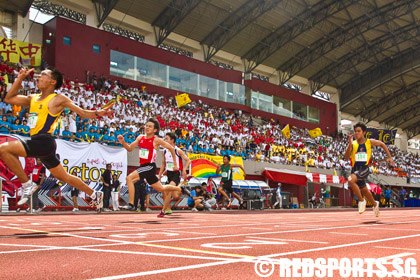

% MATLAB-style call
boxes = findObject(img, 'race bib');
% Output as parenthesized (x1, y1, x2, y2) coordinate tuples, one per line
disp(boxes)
(221, 172, 228, 178)
(167, 162, 174, 170)
(139, 148, 149, 159)
(32, 168, 38, 175)
(27, 113, 38, 129)
(355, 152, 367, 162)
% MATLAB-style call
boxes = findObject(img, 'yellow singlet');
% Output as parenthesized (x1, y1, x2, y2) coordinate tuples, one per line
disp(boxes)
(28, 93, 60, 136)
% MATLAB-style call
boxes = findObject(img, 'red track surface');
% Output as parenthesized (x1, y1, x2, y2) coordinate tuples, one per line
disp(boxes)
(1, 209, 420, 279)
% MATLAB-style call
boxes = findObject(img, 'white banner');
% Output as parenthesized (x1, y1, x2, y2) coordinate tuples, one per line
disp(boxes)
(53, 139, 127, 191)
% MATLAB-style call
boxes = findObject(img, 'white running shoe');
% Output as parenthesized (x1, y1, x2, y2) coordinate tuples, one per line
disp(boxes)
(221, 207, 227, 210)
(72, 208, 79, 212)
(146, 208, 151, 212)
(374, 201, 380, 217)
(17, 182, 38, 205)
(358, 199, 366, 214)
(191, 208, 198, 212)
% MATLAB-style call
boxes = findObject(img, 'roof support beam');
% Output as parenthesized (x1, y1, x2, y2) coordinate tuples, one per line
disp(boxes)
(241, 0, 359, 73)
(201, 0, 281, 62)
(380, 99, 420, 129)
(361, 79, 420, 122)
(277, 0, 416, 85)
(338, 45, 420, 110)
(405, 124, 420, 139)
(152, 0, 202, 47)
(22, 0, 35, 17)
(309, 19, 420, 94)
(92, 0, 119, 28)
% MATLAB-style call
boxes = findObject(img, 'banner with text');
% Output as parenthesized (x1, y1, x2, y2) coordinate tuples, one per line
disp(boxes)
(0, 37, 42, 66)
(54, 139, 127, 190)
(366, 128, 397, 145)
(188, 153, 244, 179)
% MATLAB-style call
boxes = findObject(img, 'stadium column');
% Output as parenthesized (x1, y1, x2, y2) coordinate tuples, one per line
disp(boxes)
(14, 14, 30, 42)
(245, 87, 252, 107)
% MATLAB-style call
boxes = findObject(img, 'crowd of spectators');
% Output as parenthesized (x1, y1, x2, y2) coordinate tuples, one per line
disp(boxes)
(1, 60, 420, 179)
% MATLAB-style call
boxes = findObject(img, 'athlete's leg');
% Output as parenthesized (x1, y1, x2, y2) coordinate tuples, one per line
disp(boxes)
(361, 187, 376, 205)
(347, 174, 363, 201)
(0, 141, 29, 182)
(218, 186, 230, 201)
(72, 195, 78, 209)
(231, 191, 242, 203)
(125, 171, 140, 205)
(146, 194, 150, 209)
(150, 181, 172, 212)
(49, 164, 94, 196)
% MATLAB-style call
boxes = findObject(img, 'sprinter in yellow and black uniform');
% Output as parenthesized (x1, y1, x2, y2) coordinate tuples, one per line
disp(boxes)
(344, 122, 394, 218)
(0, 68, 113, 208)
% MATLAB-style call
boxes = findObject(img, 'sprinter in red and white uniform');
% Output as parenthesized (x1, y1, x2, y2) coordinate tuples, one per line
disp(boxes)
(158, 132, 190, 215)
(118, 118, 186, 217)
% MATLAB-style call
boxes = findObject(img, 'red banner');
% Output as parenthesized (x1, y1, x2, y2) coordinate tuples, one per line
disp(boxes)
(0, 134, 35, 196)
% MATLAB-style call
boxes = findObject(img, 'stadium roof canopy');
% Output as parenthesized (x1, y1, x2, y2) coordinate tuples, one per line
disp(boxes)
(2, 0, 420, 136)
(0, 0, 33, 17)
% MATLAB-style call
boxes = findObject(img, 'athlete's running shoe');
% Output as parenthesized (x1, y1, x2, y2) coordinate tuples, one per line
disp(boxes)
(226, 199, 232, 208)
(17, 182, 38, 205)
(374, 201, 380, 217)
(157, 211, 165, 218)
(358, 199, 366, 214)
(165, 209, 173, 215)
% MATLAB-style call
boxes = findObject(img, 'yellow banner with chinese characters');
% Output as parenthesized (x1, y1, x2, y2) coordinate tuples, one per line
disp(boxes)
(188, 153, 244, 180)
(0, 37, 42, 66)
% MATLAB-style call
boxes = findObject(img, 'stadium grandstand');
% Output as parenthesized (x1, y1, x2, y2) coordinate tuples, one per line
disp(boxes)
(1, 1, 420, 279)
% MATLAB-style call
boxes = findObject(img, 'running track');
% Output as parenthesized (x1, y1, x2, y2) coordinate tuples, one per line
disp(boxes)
(1, 209, 420, 279)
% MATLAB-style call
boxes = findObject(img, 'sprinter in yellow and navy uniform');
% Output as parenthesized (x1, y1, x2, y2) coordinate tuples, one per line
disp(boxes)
(0, 68, 112, 207)
(344, 122, 395, 218)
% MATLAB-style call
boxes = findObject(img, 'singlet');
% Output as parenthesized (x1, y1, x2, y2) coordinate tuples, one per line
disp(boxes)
(350, 138, 372, 168)
(32, 164, 45, 183)
(164, 146, 183, 172)
(138, 136, 157, 165)
(220, 164, 232, 182)
(28, 93, 60, 136)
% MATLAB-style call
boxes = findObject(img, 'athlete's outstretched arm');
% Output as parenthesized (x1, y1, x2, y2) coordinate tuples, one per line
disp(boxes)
(370, 139, 395, 167)
(57, 95, 112, 119)
(4, 68, 33, 106)
(118, 135, 141, 152)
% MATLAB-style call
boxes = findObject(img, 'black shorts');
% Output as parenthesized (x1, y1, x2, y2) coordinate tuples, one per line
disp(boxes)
(136, 163, 158, 185)
(71, 188, 79, 197)
(166, 170, 181, 185)
(221, 180, 234, 194)
(20, 134, 60, 169)
(351, 165, 370, 189)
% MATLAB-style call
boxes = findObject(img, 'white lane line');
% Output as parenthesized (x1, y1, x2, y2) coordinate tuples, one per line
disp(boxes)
(140, 219, 420, 244)
(376, 246, 420, 251)
(377, 252, 416, 261)
(89, 233, 420, 280)
(0, 242, 240, 262)
(163, 230, 216, 236)
(246, 236, 328, 244)
(329, 232, 368, 236)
